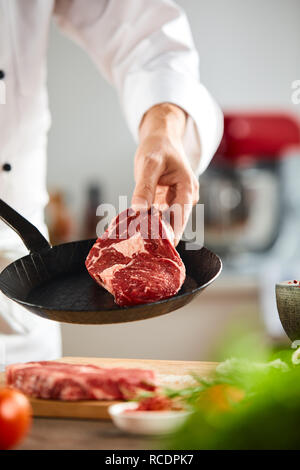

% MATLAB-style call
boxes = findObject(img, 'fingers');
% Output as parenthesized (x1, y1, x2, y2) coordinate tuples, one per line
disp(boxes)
(166, 175, 199, 245)
(169, 185, 193, 246)
(131, 153, 164, 210)
(153, 186, 169, 211)
(131, 141, 200, 246)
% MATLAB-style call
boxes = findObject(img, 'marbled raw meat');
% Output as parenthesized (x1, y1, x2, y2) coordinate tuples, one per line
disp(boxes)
(85, 207, 186, 306)
(6, 361, 156, 401)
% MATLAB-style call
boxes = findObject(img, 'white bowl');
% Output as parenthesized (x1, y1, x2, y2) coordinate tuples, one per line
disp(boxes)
(108, 402, 191, 436)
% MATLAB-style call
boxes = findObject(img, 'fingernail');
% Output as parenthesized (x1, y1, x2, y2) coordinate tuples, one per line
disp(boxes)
(131, 197, 149, 211)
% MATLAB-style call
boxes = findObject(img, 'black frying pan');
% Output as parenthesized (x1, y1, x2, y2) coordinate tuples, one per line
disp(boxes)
(0, 199, 222, 324)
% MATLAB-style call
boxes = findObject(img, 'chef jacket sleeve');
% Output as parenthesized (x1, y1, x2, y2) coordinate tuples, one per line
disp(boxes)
(53, 0, 223, 174)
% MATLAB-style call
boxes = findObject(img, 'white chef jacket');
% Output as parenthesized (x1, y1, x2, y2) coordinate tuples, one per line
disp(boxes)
(0, 0, 223, 364)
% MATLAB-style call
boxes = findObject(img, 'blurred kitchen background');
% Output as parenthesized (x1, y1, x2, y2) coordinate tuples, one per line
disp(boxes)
(46, 0, 300, 360)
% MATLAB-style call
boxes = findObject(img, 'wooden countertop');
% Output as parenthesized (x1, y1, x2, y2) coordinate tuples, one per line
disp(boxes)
(2, 357, 217, 420)
(6, 357, 217, 449)
(17, 417, 162, 450)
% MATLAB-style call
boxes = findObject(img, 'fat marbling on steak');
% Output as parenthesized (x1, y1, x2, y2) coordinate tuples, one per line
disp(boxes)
(6, 361, 157, 401)
(85, 207, 186, 306)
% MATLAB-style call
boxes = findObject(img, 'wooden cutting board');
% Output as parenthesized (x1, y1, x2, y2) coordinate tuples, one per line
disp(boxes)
(0, 357, 217, 420)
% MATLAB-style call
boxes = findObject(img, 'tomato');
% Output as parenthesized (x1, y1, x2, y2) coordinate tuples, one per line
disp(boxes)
(0, 388, 32, 450)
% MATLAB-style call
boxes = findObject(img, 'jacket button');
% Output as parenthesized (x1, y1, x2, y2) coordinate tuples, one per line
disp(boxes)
(0, 70, 5, 80)
(2, 163, 12, 172)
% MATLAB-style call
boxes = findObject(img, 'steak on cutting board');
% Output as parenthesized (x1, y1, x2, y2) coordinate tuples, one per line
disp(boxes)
(6, 361, 156, 401)
(85, 207, 186, 306)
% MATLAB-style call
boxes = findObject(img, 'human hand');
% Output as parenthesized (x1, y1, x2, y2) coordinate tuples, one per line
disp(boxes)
(132, 103, 199, 245)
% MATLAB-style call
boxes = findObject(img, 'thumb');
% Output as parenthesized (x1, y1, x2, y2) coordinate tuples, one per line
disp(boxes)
(131, 156, 163, 210)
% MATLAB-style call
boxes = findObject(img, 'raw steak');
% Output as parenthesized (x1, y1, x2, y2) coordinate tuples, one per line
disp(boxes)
(85, 207, 186, 306)
(6, 361, 156, 401)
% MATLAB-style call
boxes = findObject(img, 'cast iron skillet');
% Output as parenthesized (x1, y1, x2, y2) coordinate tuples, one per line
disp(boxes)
(0, 199, 222, 324)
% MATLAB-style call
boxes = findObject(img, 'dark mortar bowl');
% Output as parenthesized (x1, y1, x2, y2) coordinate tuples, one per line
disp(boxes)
(276, 281, 300, 341)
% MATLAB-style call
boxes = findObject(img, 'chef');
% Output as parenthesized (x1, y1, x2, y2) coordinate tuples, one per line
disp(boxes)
(0, 0, 223, 364)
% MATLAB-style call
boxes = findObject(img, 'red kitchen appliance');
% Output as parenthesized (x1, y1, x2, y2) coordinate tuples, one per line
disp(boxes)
(200, 112, 300, 258)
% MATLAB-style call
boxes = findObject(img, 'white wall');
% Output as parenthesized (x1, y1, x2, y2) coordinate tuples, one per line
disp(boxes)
(46, 0, 300, 359)
(47, 0, 300, 216)
(181, 0, 300, 109)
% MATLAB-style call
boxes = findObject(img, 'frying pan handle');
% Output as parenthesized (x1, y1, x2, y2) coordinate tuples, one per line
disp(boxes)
(0, 199, 51, 253)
